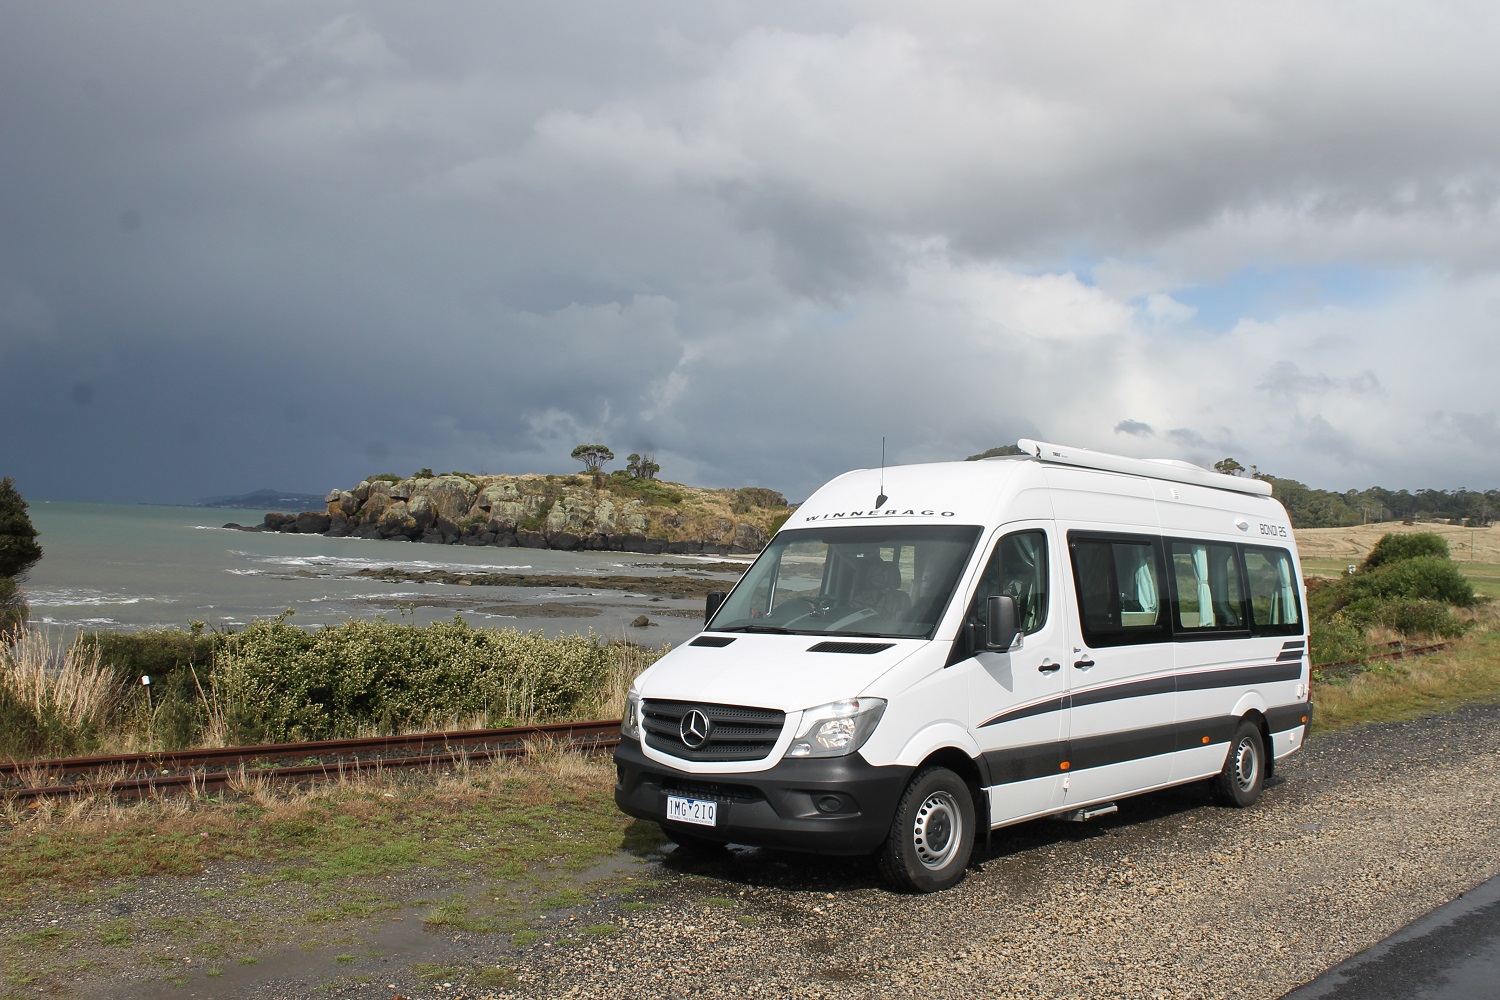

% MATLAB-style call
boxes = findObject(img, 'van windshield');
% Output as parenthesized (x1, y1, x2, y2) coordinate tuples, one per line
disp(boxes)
(709, 524, 982, 639)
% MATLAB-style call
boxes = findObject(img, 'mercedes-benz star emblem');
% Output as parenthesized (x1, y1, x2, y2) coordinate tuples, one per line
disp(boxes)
(680, 709, 712, 749)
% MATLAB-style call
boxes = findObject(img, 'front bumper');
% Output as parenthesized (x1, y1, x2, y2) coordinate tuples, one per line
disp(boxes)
(614, 739, 913, 856)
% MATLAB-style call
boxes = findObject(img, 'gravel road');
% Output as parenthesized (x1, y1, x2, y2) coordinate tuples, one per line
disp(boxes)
(483, 704, 1500, 1000)
(16, 704, 1500, 999)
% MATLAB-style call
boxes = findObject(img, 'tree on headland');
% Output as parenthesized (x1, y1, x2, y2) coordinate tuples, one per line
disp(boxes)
(627, 452, 660, 480)
(0, 477, 42, 633)
(571, 444, 614, 475)
(1213, 458, 1246, 476)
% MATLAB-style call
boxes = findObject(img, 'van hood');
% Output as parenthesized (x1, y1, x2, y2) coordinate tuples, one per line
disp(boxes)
(637, 633, 925, 712)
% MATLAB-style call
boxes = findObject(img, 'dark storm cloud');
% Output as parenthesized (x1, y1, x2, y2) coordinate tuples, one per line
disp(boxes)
(2, 2, 1498, 503)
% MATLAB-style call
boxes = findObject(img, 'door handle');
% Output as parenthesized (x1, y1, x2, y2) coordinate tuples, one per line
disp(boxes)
(1037, 661, 1061, 674)
(1073, 657, 1095, 670)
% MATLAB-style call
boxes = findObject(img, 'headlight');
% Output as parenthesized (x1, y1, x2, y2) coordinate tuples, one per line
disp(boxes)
(785, 698, 886, 758)
(621, 690, 642, 741)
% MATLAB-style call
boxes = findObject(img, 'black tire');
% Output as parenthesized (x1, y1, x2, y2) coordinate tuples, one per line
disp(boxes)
(877, 766, 976, 893)
(659, 823, 727, 853)
(1213, 719, 1266, 807)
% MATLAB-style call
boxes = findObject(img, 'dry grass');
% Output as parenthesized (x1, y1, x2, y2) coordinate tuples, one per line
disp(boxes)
(1, 627, 129, 742)
(578, 639, 662, 722)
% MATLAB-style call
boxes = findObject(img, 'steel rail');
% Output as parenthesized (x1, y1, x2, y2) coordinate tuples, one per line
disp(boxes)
(3, 720, 622, 804)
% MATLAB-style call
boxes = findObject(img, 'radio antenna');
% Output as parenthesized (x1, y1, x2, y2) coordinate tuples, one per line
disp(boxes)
(875, 437, 888, 508)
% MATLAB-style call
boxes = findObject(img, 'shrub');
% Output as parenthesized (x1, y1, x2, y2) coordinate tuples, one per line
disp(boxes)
(1344, 556, 1477, 607)
(1311, 616, 1370, 668)
(1374, 599, 1473, 640)
(1362, 532, 1450, 570)
(206, 616, 616, 745)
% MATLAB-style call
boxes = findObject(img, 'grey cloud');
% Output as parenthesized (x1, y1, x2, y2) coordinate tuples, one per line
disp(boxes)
(1258, 362, 1383, 400)
(1165, 428, 1211, 449)
(1114, 420, 1155, 438)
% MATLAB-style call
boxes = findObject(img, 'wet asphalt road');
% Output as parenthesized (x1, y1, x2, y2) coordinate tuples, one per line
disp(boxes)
(1281, 874, 1500, 999)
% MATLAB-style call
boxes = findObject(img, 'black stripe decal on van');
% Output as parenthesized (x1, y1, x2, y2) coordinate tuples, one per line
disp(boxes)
(977, 661, 1302, 729)
(980, 706, 1312, 787)
(1176, 661, 1303, 692)
(983, 717, 1235, 784)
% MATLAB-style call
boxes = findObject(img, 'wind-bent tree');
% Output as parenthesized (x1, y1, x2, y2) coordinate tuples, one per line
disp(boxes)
(627, 452, 660, 480)
(1213, 458, 1246, 476)
(571, 444, 614, 475)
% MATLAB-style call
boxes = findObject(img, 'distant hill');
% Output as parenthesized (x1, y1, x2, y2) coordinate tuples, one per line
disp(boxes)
(196, 489, 329, 510)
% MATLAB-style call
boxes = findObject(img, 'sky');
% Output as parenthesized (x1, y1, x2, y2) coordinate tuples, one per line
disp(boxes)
(2, 1, 1498, 506)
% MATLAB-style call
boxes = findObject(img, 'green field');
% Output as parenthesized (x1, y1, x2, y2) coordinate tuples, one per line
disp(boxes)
(1302, 556, 1500, 600)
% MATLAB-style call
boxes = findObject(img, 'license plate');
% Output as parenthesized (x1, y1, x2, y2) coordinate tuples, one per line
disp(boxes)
(665, 794, 717, 827)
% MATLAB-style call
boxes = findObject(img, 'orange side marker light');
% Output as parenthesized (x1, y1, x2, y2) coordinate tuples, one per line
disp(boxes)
(1060, 761, 1071, 771)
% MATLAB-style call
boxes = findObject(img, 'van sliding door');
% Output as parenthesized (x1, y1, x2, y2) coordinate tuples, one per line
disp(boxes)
(1063, 532, 1176, 803)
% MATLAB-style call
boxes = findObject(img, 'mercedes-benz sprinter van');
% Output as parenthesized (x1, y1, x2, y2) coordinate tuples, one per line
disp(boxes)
(614, 440, 1312, 891)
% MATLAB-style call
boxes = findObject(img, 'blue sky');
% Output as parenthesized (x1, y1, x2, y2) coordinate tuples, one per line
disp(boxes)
(1, 1, 1497, 504)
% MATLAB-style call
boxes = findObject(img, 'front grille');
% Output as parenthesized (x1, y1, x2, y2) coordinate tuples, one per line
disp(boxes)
(642, 699, 786, 762)
(661, 776, 765, 804)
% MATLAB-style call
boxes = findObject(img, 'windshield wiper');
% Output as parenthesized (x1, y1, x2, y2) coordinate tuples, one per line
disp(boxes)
(715, 624, 797, 634)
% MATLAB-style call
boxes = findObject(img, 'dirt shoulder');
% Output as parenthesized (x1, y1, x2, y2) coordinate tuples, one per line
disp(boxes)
(6, 705, 1500, 999)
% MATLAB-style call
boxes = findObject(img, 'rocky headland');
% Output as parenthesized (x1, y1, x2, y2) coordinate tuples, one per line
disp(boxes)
(228, 473, 792, 555)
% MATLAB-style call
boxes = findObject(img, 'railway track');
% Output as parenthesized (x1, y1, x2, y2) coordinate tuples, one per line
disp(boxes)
(1, 719, 622, 804)
(1315, 638, 1456, 677)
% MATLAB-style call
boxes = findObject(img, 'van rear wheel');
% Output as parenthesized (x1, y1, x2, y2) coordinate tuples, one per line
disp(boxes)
(1213, 719, 1266, 807)
(878, 766, 975, 893)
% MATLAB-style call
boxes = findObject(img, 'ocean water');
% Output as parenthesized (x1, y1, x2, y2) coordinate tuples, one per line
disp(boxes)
(20, 502, 742, 646)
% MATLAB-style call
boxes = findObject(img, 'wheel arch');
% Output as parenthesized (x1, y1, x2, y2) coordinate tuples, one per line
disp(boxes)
(1229, 695, 1274, 781)
(914, 746, 988, 833)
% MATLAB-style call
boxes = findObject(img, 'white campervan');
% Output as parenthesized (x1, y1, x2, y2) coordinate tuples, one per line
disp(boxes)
(614, 440, 1312, 891)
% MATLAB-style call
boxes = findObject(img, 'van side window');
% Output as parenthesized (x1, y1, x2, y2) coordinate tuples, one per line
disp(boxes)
(1243, 546, 1303, 635)
(1068, 533, 1170, 647)
(971, 530, 1049, 634)
(1169, 540, 1247, 632)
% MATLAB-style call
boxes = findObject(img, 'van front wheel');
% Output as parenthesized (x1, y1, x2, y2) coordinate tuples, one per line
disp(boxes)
(1213, 719, 1266, 808)
(878, 767, 975, 893)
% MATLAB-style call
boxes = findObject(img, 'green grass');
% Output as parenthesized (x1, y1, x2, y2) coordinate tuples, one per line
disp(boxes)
(0, 754, 637, 996)
(1314, 626, 1500, 730)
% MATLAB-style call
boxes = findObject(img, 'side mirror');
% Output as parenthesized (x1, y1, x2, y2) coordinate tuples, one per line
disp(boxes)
(705, 591, 727, 624)
(984, 594, 1021, 651)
